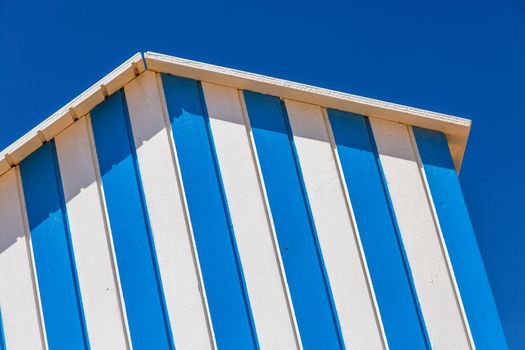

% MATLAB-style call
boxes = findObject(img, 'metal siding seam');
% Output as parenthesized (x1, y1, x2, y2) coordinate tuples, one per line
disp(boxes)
(19, 142, 90, 350)
(411, 127, 508, 349)
(55, 117, 131, 349)
(160, 74, 259, 350)
(286, 99, 386, 349)
(407, 126, 475, 349)
(154, 72, 217, 349)
(125, 72, 214, 349)
(0, 168, 47, 349)
(243, 91, 345, 349)
(85, 115, 133, 349)
(327, 109, 429, 349)
(90, 91, 174, 349)
(370, 119, 471, 348)
(202, 82, 300, 349)
(364, 118, 432, 349)
(237, 89, 303, 350)
(14, 167, 49, 349)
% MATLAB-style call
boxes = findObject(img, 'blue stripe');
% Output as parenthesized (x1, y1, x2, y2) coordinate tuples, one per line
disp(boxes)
(161, 74, 259, 349)
(0, 309, 6, 350)
(243, 91, 344, 349)
(327, 109, 429, 349)
(90, 91, 174, 350)
(412, 127, 508, 349)
(20, 142, 89, 350)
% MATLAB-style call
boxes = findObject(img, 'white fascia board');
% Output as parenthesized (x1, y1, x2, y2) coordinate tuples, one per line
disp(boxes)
(144, 51, 470, 172)
(0, 52, 146, 177)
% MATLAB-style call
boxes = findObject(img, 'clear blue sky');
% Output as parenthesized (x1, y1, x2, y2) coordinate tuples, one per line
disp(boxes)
(1, 0, 523, 347)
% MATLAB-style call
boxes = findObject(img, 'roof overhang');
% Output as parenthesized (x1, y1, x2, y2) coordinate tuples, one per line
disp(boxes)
(0, 51, 470, 177)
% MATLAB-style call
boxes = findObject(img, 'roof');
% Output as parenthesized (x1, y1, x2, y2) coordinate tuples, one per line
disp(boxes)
(0, 51, 471, 177)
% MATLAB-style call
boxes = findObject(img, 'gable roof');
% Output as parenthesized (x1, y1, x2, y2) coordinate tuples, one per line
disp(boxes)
(0, 51, 471, 177)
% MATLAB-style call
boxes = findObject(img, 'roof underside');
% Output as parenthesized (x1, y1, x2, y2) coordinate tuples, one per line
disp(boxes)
(0, 52, 471, 177)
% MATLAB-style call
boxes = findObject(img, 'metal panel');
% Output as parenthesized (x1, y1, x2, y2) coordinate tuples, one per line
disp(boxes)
(287, 100, 386, 349)
(0, 169, 45, 349)
(371, 119, 472, 348)
(412, 127, 507, 349)
(161, 74, 258, 349)
(124, 72, 214, 349)
(19, 142, 89, 350)
(202, 82, 300, 349)
(244, 91, 344, 349)
(327, 109, 429, 349)
(90, 91, 174, 349)
(55, 117, 130, 349)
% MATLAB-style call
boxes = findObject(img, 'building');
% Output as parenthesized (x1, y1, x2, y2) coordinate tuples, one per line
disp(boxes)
(0, 52, 506, 349)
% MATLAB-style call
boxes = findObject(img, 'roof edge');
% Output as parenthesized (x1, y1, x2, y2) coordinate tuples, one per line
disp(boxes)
(0, 51, 470, 178)
(0, 52, 146, 176)
(144, 51, 471, 172)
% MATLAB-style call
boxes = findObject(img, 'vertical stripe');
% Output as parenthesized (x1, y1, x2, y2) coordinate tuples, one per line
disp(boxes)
(55, 117, 130, 349)
(370, 119, 471, 348)
(19, 142, 89, 350)
(286, 100, 385, 349)
(124, 71, 214, 349)
(161, 74, 258, 349)
(244, 91, 344, 349)
(90, 91, 174, 349)
(0, 309, 5, 350)
(202, 82, 299, 349)
(327, 109, 428, 349)
(412, 127, 508, 349)
(0, 169, 45, 349)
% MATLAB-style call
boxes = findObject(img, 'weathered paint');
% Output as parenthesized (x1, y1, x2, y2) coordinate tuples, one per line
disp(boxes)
(90, 91, 174, 349)
(244, 91, 344, 349)
(412, 127, 507, 349)
(161, 74, 258, 350)
(19, 142, 89, 350)
(327, 109, 429, 349)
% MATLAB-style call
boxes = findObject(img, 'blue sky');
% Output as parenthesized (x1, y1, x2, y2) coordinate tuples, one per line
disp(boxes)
(1, 0, 523, 347)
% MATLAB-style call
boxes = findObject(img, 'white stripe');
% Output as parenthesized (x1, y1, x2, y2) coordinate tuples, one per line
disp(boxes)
(369, 118, 471, 349)
(202, 82, 300, 350)
(124, 71, 214, 349)
(0, 168, 46, 349)
(286, 100, 386, 349)
(55, 117, 130, 349)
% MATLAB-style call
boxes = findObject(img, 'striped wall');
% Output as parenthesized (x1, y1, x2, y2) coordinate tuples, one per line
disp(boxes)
(0, 70, 505, 349)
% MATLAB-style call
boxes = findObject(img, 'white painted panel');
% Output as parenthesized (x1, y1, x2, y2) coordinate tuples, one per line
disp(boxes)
(125, 71, 213, 350)
(286, 100, 385, 350)
(370, 118, 471, 349)
(55, 117, 130, 350)
(0, 169, 45, 349)
(202, 82, 299, 350)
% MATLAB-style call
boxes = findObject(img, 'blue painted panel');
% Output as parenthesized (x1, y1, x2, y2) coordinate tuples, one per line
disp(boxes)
(327, 110, 429, 349)
(243, 91, 344, 349)
(20, 142, 89, 350)
(90, 91, 174, 350)
(0, 309, 6, 350)
(161, 74, 258, 349)
(413, 127, 508, 349)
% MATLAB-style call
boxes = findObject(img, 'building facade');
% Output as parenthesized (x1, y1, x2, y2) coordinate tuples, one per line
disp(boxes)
(0, 53, 506, 349)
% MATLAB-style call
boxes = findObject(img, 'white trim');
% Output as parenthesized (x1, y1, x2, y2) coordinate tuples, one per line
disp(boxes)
(144, 52, 470, 172)
(0, 53, 146, 176)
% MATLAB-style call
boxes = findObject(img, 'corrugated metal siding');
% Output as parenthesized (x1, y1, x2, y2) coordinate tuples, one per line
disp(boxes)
(0, 70, 504, 349)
